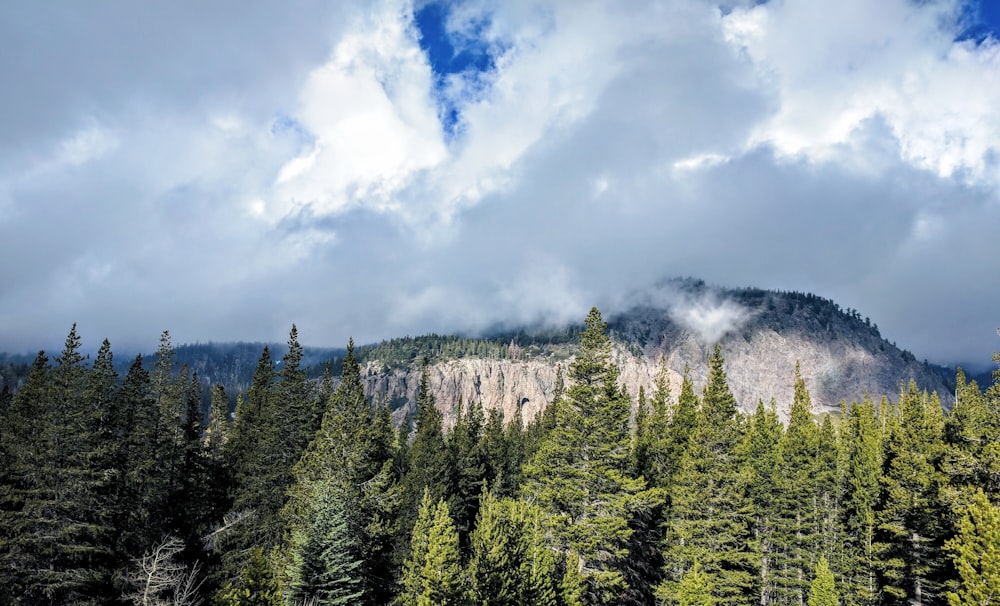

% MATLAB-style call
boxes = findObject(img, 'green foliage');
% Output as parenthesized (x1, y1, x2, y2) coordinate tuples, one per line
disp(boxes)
(840, 397, 882, 606)
(0, 326, 115, 603)
(807, 556, 839, 606)
(522, 308, 663, 603)
(876, 382, 950, 604)
(402, 362, 452, 536)
(285, 338, 399, 606)
(285, 481, 363, 605)
(660, 345, 755, 606)
(676, 560, 715, 606)
(217, 547, 282, 606)
(945, 489, 1000, 606)
(468, 490, 559, 606)
(400, 493, 468, 606)
(771, 364, 820, 604)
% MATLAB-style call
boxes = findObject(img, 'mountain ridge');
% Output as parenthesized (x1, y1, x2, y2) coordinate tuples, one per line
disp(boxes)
(0, 280, 967, 424)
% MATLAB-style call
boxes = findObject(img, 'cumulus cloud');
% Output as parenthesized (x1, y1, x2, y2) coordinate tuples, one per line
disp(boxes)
(0, 0, 999, 368)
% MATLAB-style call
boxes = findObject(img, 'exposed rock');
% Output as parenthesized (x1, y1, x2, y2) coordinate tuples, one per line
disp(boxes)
(361, 287, 954, 428)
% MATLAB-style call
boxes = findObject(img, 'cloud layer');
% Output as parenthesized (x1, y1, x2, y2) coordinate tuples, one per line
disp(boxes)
(1, 0, 998, 366)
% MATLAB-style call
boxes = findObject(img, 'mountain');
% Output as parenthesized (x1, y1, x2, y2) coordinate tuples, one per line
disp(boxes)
(359, 279, 954, 426)
(0, 280, 959, 424)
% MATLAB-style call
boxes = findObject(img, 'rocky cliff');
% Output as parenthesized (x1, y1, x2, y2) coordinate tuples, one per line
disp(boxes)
(361, 283, 954, 427)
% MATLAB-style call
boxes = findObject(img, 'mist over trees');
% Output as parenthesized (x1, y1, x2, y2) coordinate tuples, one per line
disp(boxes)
(1, 312, 999, 605)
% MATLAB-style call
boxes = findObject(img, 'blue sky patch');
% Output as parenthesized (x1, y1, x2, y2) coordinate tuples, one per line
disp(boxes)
(414, 1, 497, 137)
(956, 0, 1000, 43)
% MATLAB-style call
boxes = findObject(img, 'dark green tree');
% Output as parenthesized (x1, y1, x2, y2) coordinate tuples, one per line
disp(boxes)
(521, 308, 662, 603)
(285, 338, 398, 606)
(285, 480, 363, 605)
(402, 361, 452, 530)
(740, 400, 783, 606)
(839, 397, 883, 606)
(876, 382, 950, 605)
(772, 364, 820, 605)
(660, 345, 756, 605)
(447, 397, 486, 550)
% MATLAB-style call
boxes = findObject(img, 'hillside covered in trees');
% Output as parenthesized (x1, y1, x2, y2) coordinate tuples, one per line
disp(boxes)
(1, 307, 999, 605)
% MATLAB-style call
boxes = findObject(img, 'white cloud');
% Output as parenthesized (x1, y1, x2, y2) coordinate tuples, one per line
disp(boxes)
(723, 0, 1000, 186)
(2, 0, 1000, 367)
(270, 0, 447, 220)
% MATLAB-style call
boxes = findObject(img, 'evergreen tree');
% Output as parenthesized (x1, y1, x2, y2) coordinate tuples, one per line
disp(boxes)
(839, 397, 882, 606)
(522, 308, 662, 603)
(633, 357, 673, 487)
(217, 547, 282, 606)
(944, 489, 1000, 606)
(400, 490, 435, 606)
(285, 338, 398, 606)
(417, 500, 468, 606)
(402, 361, 452, 528)
(663, 368, 699, 490)
(468, 490, 559, 606)
(814, 414, 841, 563)
(660, 345, 755, 605)
(223, 346, 278, 576)
(0, 351, 51, 601)
(876, 382, 950, 605)
(110, 355, 163, 579)
(772, 364, 820, 605)
(740, 400, 783, 606)
(285, 480, 363, 605)
(677, 560, 715, 606)
(447, 398, 486, 550)
(2, 327, 116, 603)
(152, 331, 185, 527)
(807, 556, 838, 606)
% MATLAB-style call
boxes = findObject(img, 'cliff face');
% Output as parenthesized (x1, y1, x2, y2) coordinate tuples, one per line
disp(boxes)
(361, 286, 954, 427)
(362, 358, 561, 429)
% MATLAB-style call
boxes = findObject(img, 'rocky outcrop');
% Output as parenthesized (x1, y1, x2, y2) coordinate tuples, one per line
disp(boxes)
(361, 290, 954, 427)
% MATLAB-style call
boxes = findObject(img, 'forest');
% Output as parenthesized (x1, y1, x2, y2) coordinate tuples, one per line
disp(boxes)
(0, 309, 998, 606)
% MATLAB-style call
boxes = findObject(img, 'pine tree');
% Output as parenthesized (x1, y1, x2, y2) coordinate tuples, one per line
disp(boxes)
(807, 556, 838, 606)
(217, 547, 282, 606)
(417, 499, 468, 606)
(660, 345, 756, 605)
(0, 351, 50, 600)
(876, 382, 950, 605)
(521, 308, 662, 603)
(403, 361, 452, 528)
(677, 560, 715, 606)
(468, 490, 559, 606)
(840, 397, 882, 606)
(110, 355, 163, 577)
(285, 480, 363, 605)
(447, 398, 486, 550)
(285, 338, 398, 606)
(400, 490, 435, 606)
(945, 489, 1000, 606)
(633, 357, 673, 488)
(772, 364, 820, 605)
(6, 327, 116, 602)
(223, 346, 278, 576)
(741, 400, 783, 606)
(814, 414, 841, 563)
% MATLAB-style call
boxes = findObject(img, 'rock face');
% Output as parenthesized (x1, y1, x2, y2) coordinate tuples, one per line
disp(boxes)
(362, 358, 560, 429)
(362, 286, 954, 427)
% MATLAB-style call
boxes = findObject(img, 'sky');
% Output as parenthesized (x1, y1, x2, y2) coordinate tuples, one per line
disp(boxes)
(1, 0, 999, 367)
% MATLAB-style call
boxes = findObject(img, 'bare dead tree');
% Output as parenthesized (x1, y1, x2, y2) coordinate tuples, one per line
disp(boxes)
(123, 536, 203, 606)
